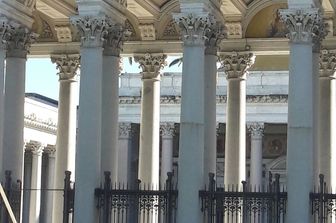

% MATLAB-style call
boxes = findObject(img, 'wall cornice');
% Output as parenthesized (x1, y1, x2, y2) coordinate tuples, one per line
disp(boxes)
(24, 113, 57, 134)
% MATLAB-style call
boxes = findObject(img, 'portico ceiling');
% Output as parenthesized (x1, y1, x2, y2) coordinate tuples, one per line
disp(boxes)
(0, 0, 335, 55)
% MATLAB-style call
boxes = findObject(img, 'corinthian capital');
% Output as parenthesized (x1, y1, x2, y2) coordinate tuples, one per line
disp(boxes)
(25, 141, 43, 156)
(51, 54, 80, 81)
(247, 122, 264, 137)
(0, 18, 12, 50)
(279, 8, 322, 43)
(173, 13, 214, 46)
(219, 52, 255, 80)
(134, 53, 167, 79)
(205, 23, 226, 55)
(319, 49, 336, 79)
(6, 25, 38, 58)
(43, 144, 56, 158)
(103, 23, 130, 56)
(71, 16, 109, 48)
(160, 122, 175, 138)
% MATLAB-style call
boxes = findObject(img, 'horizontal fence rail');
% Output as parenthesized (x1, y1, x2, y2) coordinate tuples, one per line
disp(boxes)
(95, 172, 178, 223)
(199, 173, 287, 223)
(310, 174, 336, 223)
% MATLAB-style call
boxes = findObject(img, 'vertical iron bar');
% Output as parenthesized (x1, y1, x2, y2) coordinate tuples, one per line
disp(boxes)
(63, 171, 71, 223)
(103, 171, 111, 223)
(319, 174, 324, 223)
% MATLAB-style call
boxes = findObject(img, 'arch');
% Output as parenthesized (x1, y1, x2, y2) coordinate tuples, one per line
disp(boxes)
(156, 0, 180, 40)
(242, 0, 287, 38)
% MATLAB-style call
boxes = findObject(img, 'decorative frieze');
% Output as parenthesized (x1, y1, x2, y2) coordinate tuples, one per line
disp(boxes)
(104, 24, 130, 56)
(133, 53, 167, 79)
(55, 26, 72, 43)
(119, 95, 288, 104)
(279, 8, 322, 43)
(247, 122, 264, 137)
(119, 122, 133, 138)
(160, 122, 175, 138)
(51, 54, 80, 81)
(205, 22, 226, 55)
(24, 113, 57, 134)
(219, 52, 255, 80)
(225, 22, 242, 39)
(6, 25, 38, 58)
(70, 16, 109, 48)
(173, 13, 214, 46)
(319, 49, 336, 79)
(139, 24, 156, 41)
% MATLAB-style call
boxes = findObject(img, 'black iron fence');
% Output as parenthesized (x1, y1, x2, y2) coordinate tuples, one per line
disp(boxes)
(310, 174, 336, 223)
(199, 173, 287, 223)
(95, 171, 178, 223)
(63, 171, 75, 223)
(0, 170, 22, 223)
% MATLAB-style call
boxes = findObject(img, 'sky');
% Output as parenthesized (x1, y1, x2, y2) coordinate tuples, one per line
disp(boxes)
(25, 56, 182, 101)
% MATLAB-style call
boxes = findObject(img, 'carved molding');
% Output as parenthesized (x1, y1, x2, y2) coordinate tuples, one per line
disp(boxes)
(24, 113, 57, 134)
(6, 25, 38, 58)
(51, 54, 80, 81)
(70, 16, 109, 48)
(219, 52, 255, 80)
(225, 22, 242, 39)
(104, 23, 130, 56)
(55, 26, 72, 43)
(160, 122, 175, 137)
(133, 53, 167, 79)
(279, 8, 322, 43)
(319, 49, 336, 79)
(119, 95, 289, 104)
(43, 144, 56, 157)
(162, 19, 180, 39)
(25, 140, 43, 155)
(119, 122, 133, 138)
(247, 122, 264, 137)
(139, 24, 156, 41)
(205, 22, 226, 55)
(173, 13, 214, 46)
(125, 19, 137, 40)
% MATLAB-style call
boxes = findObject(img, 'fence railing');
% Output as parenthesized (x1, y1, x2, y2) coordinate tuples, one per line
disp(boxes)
(63, 171, 75, 223)
(310, 174, 336, 223)
(199, 173, 287, 223)
(0, 171, 22, 223)
(95, 172, 178, 223)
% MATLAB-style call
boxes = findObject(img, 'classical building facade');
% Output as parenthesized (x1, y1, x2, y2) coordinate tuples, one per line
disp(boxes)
(0, 0, 336, 222)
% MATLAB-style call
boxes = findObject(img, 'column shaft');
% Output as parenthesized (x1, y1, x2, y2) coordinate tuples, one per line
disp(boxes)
(52, 54, 79, 223)
(160, 123, 175, 184)
(74, 46, 103, 222)
(101, 55, 119, 183)
(204, 53, 217, 182)
(3, 56, 26, 181)
(0, 47, 5, 180)
(280, 8, 321, 222)
(225, 79, 246, 185)
(29, 146, 42, 223)
(313, 51, 320, 182)
(139, 78, 160, 185)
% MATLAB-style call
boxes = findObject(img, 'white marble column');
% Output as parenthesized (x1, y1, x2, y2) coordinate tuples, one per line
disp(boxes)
(26, 141, 43, 223)
(173, 12, 212, 223)
(118, 123, 133, 185)
(280, 8, 322, 222)
(51, 54, 79, 223)
(101, 24, 127, 183)
(160, 123, 175, 184)
(134, 53, 166, 186)
(219, 52, 255, 187)
(42, 145, 56, 223)
(3, 25, 37, 182)
(0, 18, 9, 180)
(203, 24, 224, 183)
(71, 16, 108, 223)
(247, 123, 264, 190)
(318, 49, 336, 187)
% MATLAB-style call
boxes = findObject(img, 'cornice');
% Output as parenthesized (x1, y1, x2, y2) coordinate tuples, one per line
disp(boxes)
(119, 95, 288, 104)
(24, 113, 57, 134)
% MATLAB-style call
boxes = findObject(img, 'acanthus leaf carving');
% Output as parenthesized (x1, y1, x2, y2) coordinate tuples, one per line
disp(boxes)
(51, 54, 80, 81)
(134, 53, 167, 79)
(219, 52, 255, 80)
